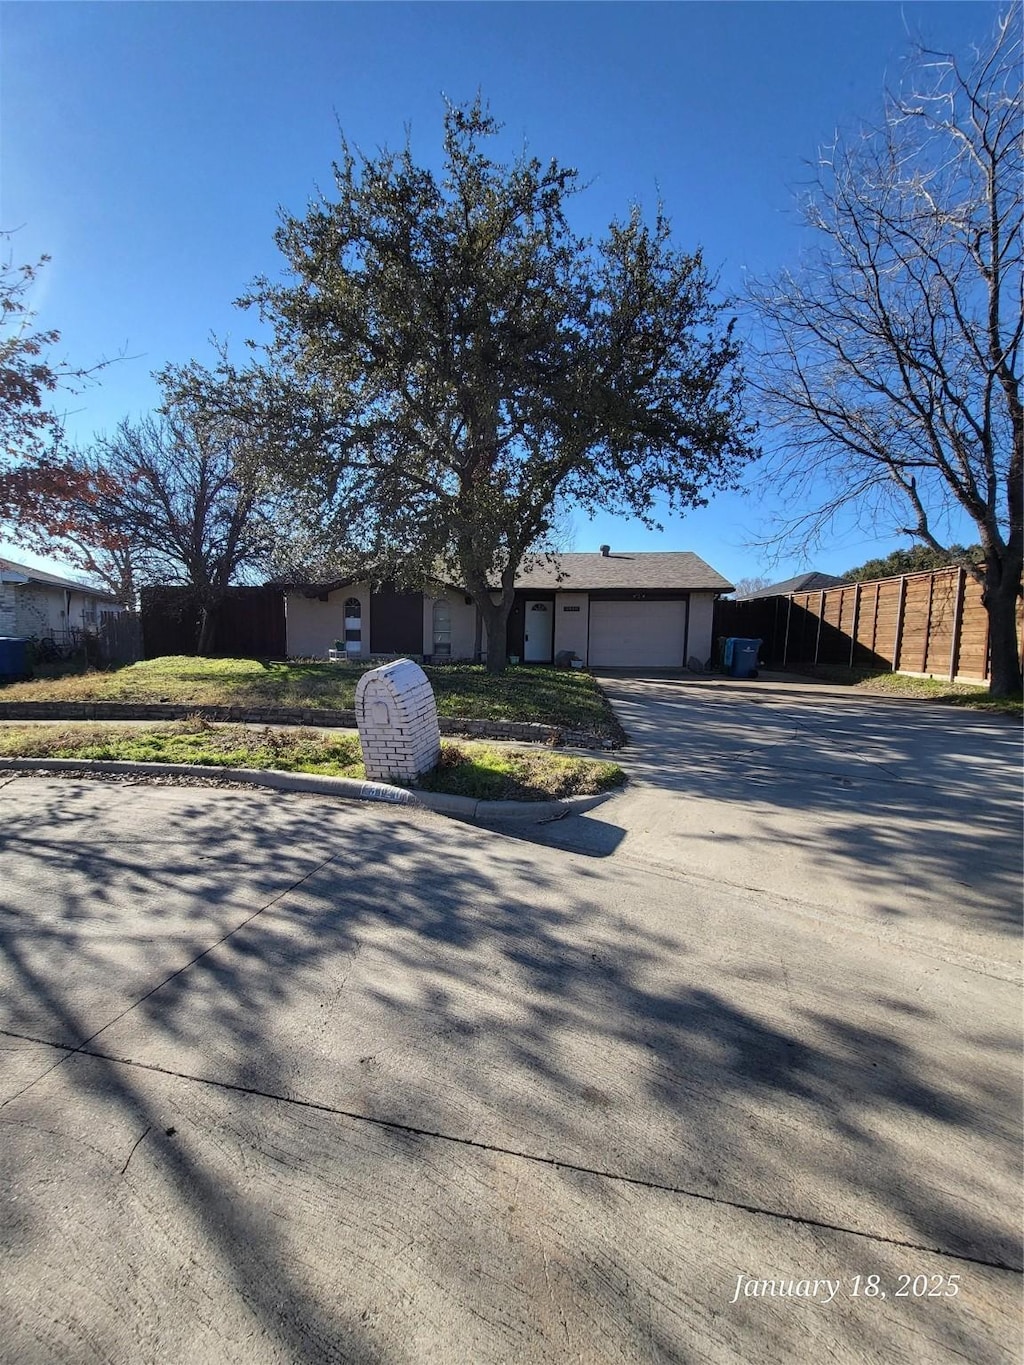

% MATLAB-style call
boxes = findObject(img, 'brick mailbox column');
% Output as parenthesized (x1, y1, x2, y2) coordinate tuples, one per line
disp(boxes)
(354, 658, 441, 783)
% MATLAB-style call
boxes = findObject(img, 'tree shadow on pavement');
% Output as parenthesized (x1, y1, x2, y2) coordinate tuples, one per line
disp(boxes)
(561, 678, 1024, 940)
(0, 777, 1020, 1363)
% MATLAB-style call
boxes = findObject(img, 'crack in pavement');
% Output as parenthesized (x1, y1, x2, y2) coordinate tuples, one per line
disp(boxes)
(0, 850, 342, 1112)
(1, 1024, 1020, 1277)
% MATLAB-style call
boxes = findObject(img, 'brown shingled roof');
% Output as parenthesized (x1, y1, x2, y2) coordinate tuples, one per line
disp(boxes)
(513, 551, 734, 593)
(275, 550, 734, 595)
(735, 571, 846, 600)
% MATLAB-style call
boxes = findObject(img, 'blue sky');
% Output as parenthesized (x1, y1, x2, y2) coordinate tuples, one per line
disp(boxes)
(1, 0, 997, 587)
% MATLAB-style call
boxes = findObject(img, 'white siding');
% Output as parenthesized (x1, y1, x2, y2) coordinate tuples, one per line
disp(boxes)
(68, 590, 117, 631)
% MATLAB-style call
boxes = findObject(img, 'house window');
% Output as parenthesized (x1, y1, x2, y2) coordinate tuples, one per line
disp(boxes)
(344, 597, 362, 653)
(432, 600, 452, 659)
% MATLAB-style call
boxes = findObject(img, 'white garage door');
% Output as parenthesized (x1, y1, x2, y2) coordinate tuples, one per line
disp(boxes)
(588, 600, 687, 667)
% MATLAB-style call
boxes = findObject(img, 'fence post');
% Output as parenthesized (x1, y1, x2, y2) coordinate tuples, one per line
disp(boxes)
(921, 573, 935, 672)
(870, 581, 880, 657)
(814, 591, 825, 664)
(892, 577, 907, 671)
(948, 567, 966, 682)
(848, 583, 861, 667)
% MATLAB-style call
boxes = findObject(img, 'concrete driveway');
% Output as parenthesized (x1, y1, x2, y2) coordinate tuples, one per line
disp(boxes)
(556, 673, 1023, 973)
(0, 678, 1021, 1364)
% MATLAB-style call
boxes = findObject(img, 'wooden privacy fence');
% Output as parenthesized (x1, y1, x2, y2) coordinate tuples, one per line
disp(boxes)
(95, 612, 143, 666)
(140, 586, 286, 659)
(714, 566, 1023, 684)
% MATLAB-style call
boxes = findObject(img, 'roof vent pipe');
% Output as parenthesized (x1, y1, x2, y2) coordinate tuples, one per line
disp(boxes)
(599, 544, 610, 557)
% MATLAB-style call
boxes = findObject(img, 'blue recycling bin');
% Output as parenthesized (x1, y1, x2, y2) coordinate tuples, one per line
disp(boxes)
(724, 637, 761, 679)
(0, 636, 30, 679)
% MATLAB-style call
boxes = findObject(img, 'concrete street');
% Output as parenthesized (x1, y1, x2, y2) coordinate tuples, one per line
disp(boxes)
(0, 678, 1021, 1363)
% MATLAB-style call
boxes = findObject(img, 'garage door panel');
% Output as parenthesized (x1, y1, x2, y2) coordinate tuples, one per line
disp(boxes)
(588, 600, 687, 667)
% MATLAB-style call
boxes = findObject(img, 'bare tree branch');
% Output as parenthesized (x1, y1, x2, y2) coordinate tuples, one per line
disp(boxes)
(747, 11, 1022, 694)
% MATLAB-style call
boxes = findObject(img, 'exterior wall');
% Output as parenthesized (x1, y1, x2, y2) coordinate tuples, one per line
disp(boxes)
(284, 579, 722, 668)
(687, 593, 716, 666)
(0, 583, 119, 639)
(423, 588, 477, 661)
(0, 585, 17, 636)
(14, 584, 68, 637)
(515, 589, 713, 666)
(553, 593, 590, 660)
(68, 590, 120, 632)
(285, 584, 372, 659)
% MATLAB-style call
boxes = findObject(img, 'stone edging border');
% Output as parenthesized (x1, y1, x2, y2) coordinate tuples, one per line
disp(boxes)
(0, 701, 621, 750)
(0, 758, 618, 824)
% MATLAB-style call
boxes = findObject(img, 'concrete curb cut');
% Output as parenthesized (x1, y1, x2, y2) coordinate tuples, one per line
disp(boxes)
(0, 758, 617, 824)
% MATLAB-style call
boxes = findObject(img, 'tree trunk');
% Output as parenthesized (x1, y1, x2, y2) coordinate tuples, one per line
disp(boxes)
(985, 572, 1023, 697)
(477, 596, 513, 674)
(196, 602, 218, 656)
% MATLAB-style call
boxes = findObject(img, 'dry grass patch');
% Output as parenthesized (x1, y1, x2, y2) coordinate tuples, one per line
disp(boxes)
(0, 718, 366, 776)
(0, 656, 625, 740)
(415, 741, 624, 801)
(0, 720, 626, 801)
(790, 665, 1022, 714)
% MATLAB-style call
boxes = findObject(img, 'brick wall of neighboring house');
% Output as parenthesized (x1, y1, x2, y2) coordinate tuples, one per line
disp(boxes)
(13, 584, 66, 638)
(2, 583, 116, 640)
(0, 585, 17, 636)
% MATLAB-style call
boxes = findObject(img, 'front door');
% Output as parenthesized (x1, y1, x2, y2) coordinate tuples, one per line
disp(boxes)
(523, 600, 553, 662)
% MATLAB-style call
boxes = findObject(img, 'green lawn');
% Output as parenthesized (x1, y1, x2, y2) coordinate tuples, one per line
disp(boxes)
(0, 656, 624, 740)
(790, 665, 1022, 715)
(0, 720, 625, 801)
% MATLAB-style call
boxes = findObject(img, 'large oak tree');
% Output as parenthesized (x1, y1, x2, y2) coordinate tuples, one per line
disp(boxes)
(237, 100, 757, 671)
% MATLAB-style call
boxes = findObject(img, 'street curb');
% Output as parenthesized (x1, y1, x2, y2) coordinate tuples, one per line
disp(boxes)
(0, 758, 618, 824)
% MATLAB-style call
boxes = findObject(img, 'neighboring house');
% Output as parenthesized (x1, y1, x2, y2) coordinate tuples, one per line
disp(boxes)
(281, 548, 734, 668)
(734, 572, 846, 601)
(0, 556, 124, 640)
